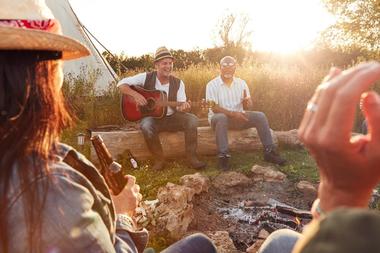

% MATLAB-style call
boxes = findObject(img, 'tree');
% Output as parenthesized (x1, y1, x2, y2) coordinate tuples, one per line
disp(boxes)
(213, 12, 253, 63)
(322, 0, 380, 55)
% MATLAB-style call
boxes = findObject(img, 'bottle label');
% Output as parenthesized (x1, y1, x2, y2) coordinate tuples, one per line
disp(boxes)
(109, 161, 122, 173)
(130, 158, 138, 169)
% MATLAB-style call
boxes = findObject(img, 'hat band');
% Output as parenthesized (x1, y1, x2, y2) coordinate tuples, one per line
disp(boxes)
(1, 50, 63, 61)
(0, 19, 57, 32)
(155, 52, 173, 60)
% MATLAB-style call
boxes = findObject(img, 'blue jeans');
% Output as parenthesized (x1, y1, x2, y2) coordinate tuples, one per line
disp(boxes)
(258, 229, 301, 253)
(140, 112, 199, 159)
(162, 233, 217, 253)
(143, 233, 217, 253)
(210, 111, 275, 156)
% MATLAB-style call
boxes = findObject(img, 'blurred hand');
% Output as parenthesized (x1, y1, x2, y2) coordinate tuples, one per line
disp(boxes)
(177, 101, 191, 112)
(298, 62, 380, 212)
(230, 111, 249, 123)
(111, 175, 142, 217)
(241, 97, 252, 109)
(132, 92, 147, 106)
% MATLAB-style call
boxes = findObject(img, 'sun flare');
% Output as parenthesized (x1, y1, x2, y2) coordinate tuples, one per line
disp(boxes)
(247, 0, 334, 53)
(69, 0, 334, 55)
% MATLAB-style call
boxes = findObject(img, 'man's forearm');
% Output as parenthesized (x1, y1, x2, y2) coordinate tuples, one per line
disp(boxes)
(119, 84, 138, 97)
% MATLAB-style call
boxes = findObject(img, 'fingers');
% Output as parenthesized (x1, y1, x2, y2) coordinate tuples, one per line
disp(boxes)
(184, 102, 191, 109)
(134, 94, 147, 106)
(242, 112, 249, 122)
(325, 62, 380, 140)
(134, 184, 140, 194)
(178, 102, 191, 111)
(125, 175, 136, 190)
(361, 91, 380, 142)
(124, 175, 141, 196)
(300, 62, 380, 148)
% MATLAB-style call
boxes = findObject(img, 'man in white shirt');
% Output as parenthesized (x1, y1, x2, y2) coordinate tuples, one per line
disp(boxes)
(206, 56, 286, 170)
(117, 47, 206, 170)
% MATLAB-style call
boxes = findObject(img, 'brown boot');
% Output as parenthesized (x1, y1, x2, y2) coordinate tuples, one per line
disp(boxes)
(264, 148, 287, 166)
(187, 156, 206, 170)
(218, 155, 230, 171)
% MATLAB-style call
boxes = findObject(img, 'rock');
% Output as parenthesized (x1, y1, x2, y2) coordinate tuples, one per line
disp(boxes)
(251, 165, 286, 182)
(296, 180, 317, 198)
(157, 183, 195, 207)
(155, 183, 195, 240)
(206, 231, 240, 253)
(246, 239, 264, 253)
(212, 171, 251, 195)
(180, 173, 210, 195)
(135, 199, 159, 228)
(275, 129, 302, 148)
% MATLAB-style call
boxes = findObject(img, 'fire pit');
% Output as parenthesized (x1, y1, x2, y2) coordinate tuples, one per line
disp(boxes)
(217, 198, 311, 248)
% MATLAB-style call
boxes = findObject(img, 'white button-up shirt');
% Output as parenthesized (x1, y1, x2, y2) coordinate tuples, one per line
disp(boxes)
(206, 76, 251, 121)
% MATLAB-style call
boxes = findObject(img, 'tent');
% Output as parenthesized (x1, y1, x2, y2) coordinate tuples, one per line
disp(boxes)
(46, 0, 117, 91)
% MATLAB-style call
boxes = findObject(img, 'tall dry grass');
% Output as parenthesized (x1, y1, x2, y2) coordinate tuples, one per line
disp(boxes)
(176, 62, 329, 130)
(63, 62, 370, 131)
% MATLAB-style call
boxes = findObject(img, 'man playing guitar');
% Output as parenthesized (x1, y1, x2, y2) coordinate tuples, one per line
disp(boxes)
(118, 46, 206, 170)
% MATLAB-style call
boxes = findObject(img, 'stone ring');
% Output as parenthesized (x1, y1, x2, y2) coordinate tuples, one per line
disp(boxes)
(307, 102, 318, 112)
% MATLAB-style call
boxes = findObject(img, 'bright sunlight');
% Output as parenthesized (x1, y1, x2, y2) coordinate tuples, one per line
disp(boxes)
(69, 0, 335, 55)
(248, 0, 335, 53)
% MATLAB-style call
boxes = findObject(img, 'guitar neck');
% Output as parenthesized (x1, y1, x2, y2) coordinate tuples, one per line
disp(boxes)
(160, 101, 200, 107)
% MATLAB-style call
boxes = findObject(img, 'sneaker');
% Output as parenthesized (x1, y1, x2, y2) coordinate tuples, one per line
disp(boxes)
(187, 157, 207, 170)
(152, 159, 165, 170)
(218, 156, 230, 171)
(264, 149, 287, 166)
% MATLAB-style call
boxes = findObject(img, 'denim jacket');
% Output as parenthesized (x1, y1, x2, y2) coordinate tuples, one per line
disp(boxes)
(6, 143, 148, 253)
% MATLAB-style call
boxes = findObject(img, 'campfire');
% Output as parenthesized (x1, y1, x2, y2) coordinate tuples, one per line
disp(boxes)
(216, 198, 312, 248)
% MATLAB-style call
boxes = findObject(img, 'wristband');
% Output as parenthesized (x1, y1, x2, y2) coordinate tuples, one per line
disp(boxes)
(116, 214, 135, 230)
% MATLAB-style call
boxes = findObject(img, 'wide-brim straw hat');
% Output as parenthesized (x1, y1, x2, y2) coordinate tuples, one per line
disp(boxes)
(0, 0, 90, 60)
(154, 46, 174, 62)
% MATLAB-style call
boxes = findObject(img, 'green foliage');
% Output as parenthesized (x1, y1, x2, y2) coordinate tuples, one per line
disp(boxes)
(321, 0, 380, 56)
(62, 67, 124, 128)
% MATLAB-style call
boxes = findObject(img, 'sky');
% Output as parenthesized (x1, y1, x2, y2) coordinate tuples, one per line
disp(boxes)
(68, 0, 335, 56)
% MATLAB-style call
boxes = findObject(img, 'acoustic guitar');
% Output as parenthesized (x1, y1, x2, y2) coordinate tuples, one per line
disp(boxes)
(121, 86, 214, 121)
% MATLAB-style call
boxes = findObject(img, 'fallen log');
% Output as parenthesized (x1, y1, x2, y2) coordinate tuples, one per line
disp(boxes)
(89, 127, 300, 160)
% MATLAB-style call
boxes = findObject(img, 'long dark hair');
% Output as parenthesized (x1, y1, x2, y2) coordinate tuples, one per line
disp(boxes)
(0, 50, 71, 252)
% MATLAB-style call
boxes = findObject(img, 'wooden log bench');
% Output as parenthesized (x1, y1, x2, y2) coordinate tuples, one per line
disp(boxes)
(90, 126, 300, 160)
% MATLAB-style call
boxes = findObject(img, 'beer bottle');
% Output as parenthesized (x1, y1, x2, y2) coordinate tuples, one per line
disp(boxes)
(243, 89, 249, 110)
(91, 135, 127, 195)
(126, 149, 139, 169)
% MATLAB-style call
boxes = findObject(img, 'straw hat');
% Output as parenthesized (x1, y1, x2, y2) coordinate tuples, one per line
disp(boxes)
(154, 46, 174, 62)
(0, 0, 90, 60)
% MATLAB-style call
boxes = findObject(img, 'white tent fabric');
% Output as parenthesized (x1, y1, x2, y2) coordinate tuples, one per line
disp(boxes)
(46, 0, 117, 91)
